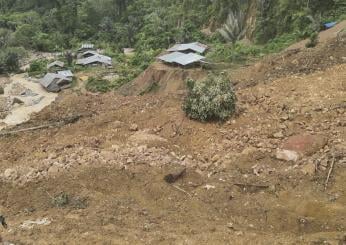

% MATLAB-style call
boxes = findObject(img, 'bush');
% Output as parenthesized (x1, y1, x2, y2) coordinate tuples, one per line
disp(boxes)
(86, 77, 111, 93)
(183, 74, 237, 122)
(28, 59, 48, 76)
(305, 32, 319, 48)
(0, 47, 24, 73)
(0, 86, 4, 95)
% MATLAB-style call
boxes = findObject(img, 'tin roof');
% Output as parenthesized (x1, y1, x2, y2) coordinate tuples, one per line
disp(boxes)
(76, 54, 112, 66)
(167, 42, 208, 54)
(158, 52, 205, 66)
(172, 53, 205, 66)
(57, 70, 74, 77)
(82, 50, 99, 57)
(40, 73, 72, 88)
(47, 61, 65, 69)
(158, 52, 185, 63)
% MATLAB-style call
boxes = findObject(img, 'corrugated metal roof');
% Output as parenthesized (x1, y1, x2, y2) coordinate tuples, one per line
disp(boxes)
(158, 52, 205, 66)
(76, 55, 112, 66)
(40, 73, 72, 88)
(158, 52, 185, 63)
(82, 50, 99, 57)
(47, 61, 64, 69)
(57, 70, 74, 77)
(167, 42, 208, 54)
(173, 53, 205, 66)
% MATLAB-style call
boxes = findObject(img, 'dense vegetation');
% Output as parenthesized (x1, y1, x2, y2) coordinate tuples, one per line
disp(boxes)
(0, 0, 344, 74)
(183, 74, 237, 121)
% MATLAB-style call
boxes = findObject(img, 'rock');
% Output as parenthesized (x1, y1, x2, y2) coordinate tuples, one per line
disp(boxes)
(273, 131, 284, 139)
(212, 154, 220, 163)
(301, 162, 316, 175)
(282, 134, 327, 156)
(0, 87, 4, 95)
(129, 124, 139, 131)
(129, 131, 167, 145)
(276, 149, 299, 162)
(3, 168, 18, 180)
(113, 121, 123, 129)
(48, 165, 60, 175)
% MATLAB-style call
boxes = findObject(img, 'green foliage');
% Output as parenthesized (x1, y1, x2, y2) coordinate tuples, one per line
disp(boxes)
(28, 59, 48, 76)
(208, 32, 300, 63)
(305, 31, 319, 48)
(86, 77, 111, 93)
(183, 74, 237, 122)
(0, 47, 25, 73)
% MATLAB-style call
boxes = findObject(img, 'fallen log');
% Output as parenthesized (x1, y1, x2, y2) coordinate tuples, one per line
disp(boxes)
(0, 114, 89, 137)
(164, 168, 186, 184)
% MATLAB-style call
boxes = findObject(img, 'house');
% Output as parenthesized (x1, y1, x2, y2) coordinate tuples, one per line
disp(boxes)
(47, 61, 65, 70)
(158, 51, 205, 67)
(76, 54, 112, 67)
(167, 42, 208, 54)
(40, 73, 72, 92)
(78, 44, 95, 53)
(57, 70, 74, 79)
(81, 50, 99, 58)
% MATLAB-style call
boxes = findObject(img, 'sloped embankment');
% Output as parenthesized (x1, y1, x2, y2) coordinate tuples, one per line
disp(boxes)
(118, 62, 208, 96)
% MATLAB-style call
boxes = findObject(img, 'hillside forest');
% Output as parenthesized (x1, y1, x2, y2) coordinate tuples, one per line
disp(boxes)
(0, 0, 345, 74)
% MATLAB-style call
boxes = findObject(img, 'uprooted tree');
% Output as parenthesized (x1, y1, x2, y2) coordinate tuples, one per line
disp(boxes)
(183, 74, 237, 122)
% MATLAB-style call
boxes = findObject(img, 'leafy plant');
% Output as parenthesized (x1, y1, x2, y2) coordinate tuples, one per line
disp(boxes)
(305, 31, 319, 48)
(183, 74, 237, 122)
(28, 58, 48, 76)
(86, 77, 111, 93)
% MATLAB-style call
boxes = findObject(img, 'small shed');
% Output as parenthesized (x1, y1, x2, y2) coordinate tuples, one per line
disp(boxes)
(78, 44, 95, 53)
(76, 55, 112, 67)
(57, 70, 74, 79)
(40, 73, 72, 92)
(47, 61, 65, 70)
(167, 42, 208, 54)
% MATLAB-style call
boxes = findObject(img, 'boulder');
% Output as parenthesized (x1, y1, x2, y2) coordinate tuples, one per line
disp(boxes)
(276, 149, 299, 162)
(301, 162, 316, 176)
(282, 134, 327, 156)
(129, 131, 167, 145)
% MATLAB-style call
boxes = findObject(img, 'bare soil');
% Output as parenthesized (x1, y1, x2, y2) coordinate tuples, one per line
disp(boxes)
(0, 33, 345, 244)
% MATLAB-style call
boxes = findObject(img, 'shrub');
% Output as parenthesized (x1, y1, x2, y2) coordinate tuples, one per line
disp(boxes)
(28, 59, 48, 76)
(305, 32, 319, 48)
(0, 86, 4, 95)
(183, 74, 237, 122)
(86, 77, 111, 93)
(0, 47, 24, 73)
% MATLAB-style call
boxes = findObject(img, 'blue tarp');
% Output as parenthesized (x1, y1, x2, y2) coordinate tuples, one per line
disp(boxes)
(324, 22, 337, 29)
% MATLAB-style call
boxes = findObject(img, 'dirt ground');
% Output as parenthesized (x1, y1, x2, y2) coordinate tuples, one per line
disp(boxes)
(0, 30, 345, 244)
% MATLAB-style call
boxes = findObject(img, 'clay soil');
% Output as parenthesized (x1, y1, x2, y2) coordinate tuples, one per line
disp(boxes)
(0, 31, 345, 244)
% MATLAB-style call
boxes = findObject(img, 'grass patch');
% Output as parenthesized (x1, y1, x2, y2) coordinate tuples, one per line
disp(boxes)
(85, 77, 111, 93)
(51, 192, 88, 209)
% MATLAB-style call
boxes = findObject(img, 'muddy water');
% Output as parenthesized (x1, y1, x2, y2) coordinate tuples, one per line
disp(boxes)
(0, 73, 57, 130)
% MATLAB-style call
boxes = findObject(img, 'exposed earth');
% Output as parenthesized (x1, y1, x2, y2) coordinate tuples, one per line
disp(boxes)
(0, 28, 345, 244)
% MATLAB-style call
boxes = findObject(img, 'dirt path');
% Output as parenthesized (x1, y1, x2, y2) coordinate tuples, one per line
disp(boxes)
(0, 73, 57, 131)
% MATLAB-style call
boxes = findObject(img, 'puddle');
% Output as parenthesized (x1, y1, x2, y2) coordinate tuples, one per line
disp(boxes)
(0, 73, 58, 131)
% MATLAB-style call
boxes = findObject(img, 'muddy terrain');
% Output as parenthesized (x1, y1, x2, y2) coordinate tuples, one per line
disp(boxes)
(0, 30, 345, 244)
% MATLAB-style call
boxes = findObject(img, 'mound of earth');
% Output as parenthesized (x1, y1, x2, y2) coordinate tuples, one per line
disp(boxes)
(118, 62, 208, 96)
(231, 20, 346, 88)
